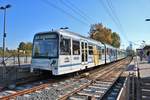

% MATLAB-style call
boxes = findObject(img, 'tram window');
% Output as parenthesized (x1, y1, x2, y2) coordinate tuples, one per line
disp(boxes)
(88, 45, 93, 49)
(81, 42, 84, 49)
(73, 40, 80, 55)
(97, 46, 101, 59)
(110, 49, 112, 55)
(97, 46, 101, 51)
(60, 38, 71, 55)
(85, 43, 87, 49)
(102, 49, 105, 55)
(107, 48, 109, 54)
(88, 45, 93, 55)
(112, 50, 114, 55)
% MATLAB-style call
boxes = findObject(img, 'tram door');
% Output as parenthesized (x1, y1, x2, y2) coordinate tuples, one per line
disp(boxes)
(93, 46, 99, 65)
(81, 42, 88, 64)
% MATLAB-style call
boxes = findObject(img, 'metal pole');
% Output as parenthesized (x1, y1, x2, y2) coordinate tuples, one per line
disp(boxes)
(104, 44, 107, 64)
(17, 49, 20, 67)
(0, 4, 11, 66)
(2, 8, 6, 66)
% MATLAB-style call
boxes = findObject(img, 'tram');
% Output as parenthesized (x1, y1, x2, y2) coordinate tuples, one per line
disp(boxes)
(31, 29, 126, 75)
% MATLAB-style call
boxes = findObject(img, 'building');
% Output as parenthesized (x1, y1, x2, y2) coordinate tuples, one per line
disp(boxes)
(143, 45, 150, 56)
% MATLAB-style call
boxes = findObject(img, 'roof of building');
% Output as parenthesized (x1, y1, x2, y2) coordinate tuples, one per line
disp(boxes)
(143, 45, 150, 50)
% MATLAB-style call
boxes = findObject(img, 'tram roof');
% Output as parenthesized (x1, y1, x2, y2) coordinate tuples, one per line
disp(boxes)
(35, 29, 121, 50)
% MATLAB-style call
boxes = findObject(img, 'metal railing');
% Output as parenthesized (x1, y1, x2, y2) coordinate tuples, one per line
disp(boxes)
(0, 54, 31, 87)
(0, 56, 31, 67)
(116, 56, 141, 100)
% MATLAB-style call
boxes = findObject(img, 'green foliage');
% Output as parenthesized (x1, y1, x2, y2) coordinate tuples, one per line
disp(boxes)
(26, 42, 32, 50)
(0, 49, 18, 57)
(18, 42, 32, 50)
(89, 23, 121, 48)
(0, 42, 32, 57)
(111, 32, 120, 48)
(18, 42, 26, 50)
(18, 42, 32, 56)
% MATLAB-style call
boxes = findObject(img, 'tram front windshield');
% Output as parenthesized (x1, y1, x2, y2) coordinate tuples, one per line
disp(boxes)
(32, 33, 58, 58)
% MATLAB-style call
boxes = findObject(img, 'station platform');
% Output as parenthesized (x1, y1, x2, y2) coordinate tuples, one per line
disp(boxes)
(138, 60, 150, 100)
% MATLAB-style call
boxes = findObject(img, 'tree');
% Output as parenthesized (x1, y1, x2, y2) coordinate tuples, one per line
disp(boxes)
(25, 42, 32, 55)
(18, 42, 32, 51)
(18, 42, 26, 50)
(18, 42, 32, 56)
(89, 23, 121, 48)
(26, 42, 32, 50)
(89, 23, 112, 45)
(111, 32, 120, 48)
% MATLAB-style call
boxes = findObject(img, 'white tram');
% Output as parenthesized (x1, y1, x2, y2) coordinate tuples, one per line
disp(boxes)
(31, 29, 126, 75)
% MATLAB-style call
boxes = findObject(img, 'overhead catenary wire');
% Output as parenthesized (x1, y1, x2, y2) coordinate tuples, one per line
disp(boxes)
(64, 0, 130, 44)
(65, 0, 95, 23)
(106, 0, 123, 29)
(98, 0, 129, 42)
(59, 0, 91, 24)
(106, 0, 129, 42)
(40, 0, 89, 25)
(41, 0, 130, 45)
(98, 0, 119, 30)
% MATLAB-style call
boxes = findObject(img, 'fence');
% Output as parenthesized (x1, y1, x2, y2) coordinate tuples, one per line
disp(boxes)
(117, 58, 141, 100)
(0, 56, 31, 66)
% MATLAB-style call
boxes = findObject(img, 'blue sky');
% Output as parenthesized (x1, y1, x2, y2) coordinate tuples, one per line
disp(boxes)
(0, 0, 150, 49)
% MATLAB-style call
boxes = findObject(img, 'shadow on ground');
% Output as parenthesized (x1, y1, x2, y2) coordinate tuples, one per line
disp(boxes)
(126, 64, 136, 71)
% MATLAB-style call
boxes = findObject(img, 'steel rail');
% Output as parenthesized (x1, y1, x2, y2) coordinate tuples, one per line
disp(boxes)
(58, 58, 130, 100)
(0, 57, 131, 100)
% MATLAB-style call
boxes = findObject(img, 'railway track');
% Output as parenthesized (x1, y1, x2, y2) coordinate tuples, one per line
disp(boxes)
(59, 58, 130, 100)
(102, 76, 126, 100)
(0, 57, 131, 100)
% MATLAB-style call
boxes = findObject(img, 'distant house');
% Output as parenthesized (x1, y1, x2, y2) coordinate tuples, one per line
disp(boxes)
(143, 45, 150, 56)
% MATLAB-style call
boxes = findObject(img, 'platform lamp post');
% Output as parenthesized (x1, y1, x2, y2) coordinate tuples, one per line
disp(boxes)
(0, 4, 11, 66)
(145, 19, 150, 21)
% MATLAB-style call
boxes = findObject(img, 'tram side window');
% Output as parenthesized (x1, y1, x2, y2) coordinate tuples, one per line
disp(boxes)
(97, 46, 101, 59)
(107, 48, 108, 55)
(73, 40, 80, 55)
(102, 49, 105, 55)
(107, 48, 110, 55)
(112, 50, 114, 55)
(89, 45, 93, 55)
(110, 49, 112, 55)
(60, 38, 71, 55)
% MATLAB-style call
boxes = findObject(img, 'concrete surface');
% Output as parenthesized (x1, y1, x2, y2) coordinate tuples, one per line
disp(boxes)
(0, 64, 39, 88)
(138, 57, 150, 100)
